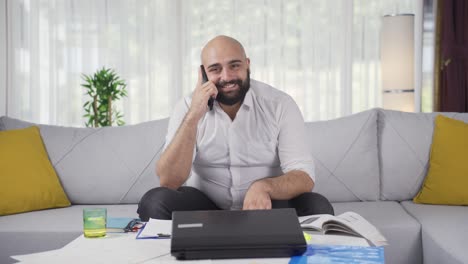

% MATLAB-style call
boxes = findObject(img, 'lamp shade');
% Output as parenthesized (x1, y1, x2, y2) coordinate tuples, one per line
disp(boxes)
(381, 14, 415, 112)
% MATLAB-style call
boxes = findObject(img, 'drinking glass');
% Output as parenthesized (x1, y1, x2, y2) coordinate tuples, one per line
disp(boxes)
(83, 208, 107, 238)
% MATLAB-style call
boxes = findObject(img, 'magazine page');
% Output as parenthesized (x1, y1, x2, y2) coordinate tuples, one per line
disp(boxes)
(323, 212, 388, 247)
(298, 212, 388, 247)
(321, 223, 361, 237)
(298, 214, 332, 231)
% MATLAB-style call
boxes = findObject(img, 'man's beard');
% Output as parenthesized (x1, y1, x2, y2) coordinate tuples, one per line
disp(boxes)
(215, 69, 250, 106)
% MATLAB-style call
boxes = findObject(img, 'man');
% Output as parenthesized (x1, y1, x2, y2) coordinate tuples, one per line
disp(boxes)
(137, 35, 333, 220)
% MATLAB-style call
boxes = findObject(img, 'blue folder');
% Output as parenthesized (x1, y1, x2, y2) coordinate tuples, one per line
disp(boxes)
(289, 244, 385, 264)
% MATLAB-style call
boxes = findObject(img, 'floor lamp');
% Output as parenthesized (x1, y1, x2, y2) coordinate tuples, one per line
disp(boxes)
(381, 14, 415, 112)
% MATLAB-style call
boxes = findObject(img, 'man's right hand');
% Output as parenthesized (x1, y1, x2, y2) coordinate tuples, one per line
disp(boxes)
(187, 67, 218, 122)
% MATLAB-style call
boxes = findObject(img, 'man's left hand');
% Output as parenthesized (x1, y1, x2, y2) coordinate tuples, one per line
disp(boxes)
(242, 180, 272, 210)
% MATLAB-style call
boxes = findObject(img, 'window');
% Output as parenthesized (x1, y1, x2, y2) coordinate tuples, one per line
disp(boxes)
(6, 0, 421, 126)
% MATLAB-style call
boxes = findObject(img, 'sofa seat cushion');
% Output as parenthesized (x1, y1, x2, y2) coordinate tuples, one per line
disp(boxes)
(401, 201, 468, 264)
(0, 205, 138, 264)
(0, 204, 138, 233)
(332, 201, 422, 264)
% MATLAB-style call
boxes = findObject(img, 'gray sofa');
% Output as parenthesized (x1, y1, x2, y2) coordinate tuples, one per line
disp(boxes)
(1, 108, 467, 264)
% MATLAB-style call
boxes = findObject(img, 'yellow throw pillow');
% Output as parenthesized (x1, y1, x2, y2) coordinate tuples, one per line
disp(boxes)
(0, 126, 71, 215)
(414, 115, 468, 205)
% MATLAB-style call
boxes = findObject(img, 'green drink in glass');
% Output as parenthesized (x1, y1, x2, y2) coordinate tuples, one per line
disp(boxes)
(83, 208, 107, 238)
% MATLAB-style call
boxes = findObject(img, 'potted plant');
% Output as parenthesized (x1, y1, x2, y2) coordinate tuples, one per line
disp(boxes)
(81, 67, 128, 127)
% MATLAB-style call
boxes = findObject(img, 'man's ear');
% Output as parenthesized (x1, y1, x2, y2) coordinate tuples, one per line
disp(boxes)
(246, 58, 251, 67)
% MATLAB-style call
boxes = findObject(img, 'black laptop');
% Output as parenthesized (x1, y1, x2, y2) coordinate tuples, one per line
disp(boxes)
(170, 208, 307, 260)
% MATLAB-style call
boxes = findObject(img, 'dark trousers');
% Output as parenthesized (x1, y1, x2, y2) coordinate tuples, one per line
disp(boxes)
(137, 186, 334, 220)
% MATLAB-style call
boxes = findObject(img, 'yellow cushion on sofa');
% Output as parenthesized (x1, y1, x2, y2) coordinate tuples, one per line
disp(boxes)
(413, 115, 468, 205)
(0, 126, 70, 215)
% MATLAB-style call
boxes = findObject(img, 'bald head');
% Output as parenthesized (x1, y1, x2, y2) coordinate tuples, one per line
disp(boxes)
(199, 35, 251, 107)
(201, 35, 247, 67)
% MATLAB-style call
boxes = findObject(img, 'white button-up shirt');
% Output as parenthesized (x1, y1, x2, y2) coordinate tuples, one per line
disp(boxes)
(164, 79, 315, 210)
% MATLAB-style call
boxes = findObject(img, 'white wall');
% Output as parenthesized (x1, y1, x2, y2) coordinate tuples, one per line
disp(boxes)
(0, 0, 6, 117)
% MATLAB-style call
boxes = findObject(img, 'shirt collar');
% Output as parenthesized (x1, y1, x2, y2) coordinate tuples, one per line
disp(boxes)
(241, 84, 254, 110)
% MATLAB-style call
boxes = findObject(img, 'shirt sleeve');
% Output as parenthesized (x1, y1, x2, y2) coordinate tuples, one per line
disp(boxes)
(277, 96, 316, 186)
(163, 97, 197, 163)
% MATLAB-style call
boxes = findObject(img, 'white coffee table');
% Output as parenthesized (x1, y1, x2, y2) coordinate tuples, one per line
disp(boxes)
(11, 232, 290, 264)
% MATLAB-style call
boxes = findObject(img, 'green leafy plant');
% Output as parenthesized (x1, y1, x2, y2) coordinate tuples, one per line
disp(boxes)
(81, 67, 128, 127)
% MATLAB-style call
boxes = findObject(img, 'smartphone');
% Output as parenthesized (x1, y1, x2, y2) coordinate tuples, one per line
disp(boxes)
(200, 65, 214, 111)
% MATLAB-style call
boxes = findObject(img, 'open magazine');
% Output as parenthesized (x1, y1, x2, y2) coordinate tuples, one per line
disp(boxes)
(298, 212, 388, 247)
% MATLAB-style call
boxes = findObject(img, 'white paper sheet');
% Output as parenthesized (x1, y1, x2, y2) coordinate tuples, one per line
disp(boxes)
(210, 258, 290, 264)
(143, 254, 288, 264)
(12, 248, 63, 263)
(12, 233, 172, 264)
(137, 218, 172, 239)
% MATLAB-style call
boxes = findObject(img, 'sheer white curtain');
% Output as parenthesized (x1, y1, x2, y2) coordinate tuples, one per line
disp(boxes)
(0, 0, 6, 117)
(6, 0, 417, 126)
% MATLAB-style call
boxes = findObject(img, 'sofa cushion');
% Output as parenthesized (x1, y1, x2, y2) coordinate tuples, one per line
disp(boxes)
(414, 115, 468, 205)
(305, 109, 379, 202)
(378, 109, 468, 201)
(0, 126, 71, 215)
(401, 201, 468, 264)
(332, 201, 422, 264)
(0, 116, 168, 204)
(0, 205, 138, 264)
